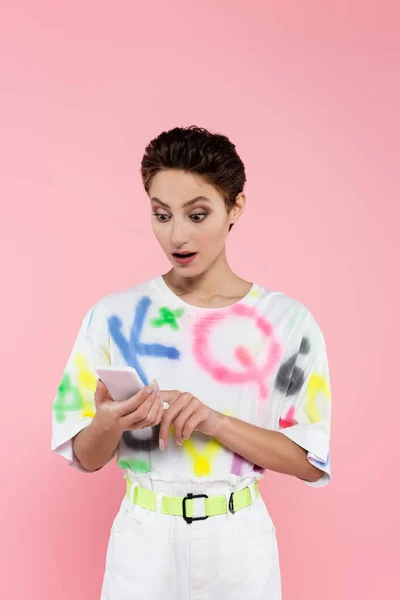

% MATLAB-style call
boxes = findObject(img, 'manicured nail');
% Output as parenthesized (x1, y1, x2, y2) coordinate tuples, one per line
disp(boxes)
(159, 439, 165, 451)
(176, 439, 182, 446)
(146, 380, 158, 393)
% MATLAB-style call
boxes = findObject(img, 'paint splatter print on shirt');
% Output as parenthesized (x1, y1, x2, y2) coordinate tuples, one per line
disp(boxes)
(51, 275, 332, 487)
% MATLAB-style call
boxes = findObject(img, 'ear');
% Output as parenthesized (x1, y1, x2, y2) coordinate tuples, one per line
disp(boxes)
(229, 193, 246, 227)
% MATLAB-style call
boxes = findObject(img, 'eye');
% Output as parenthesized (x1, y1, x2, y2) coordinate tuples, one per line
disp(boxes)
(190, 213, 207, 222)
(153, 213, 171, 222)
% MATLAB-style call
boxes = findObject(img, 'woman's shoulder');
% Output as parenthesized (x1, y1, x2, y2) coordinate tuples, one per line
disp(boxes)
(252, 281, 309, 314)
(252, 282, 324, 339)
(82, 276, 160, 319)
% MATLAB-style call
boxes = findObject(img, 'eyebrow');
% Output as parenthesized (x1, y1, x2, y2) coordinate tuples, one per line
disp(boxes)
(150, 196, 212, 209)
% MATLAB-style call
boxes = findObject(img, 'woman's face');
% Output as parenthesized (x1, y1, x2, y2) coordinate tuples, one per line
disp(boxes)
(149, 169, 244, 277)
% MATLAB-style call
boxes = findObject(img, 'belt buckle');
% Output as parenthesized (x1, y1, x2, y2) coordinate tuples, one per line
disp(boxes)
(228, 492, 235, 514)
(182, 493, 209, 524)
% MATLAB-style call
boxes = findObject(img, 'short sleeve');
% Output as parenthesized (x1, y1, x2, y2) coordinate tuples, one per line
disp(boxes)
(51, 302, 111, 472)
(278, 310, 332, 488)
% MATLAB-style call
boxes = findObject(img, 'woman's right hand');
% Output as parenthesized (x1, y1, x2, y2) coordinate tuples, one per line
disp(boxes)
(92, 378, 164, 434)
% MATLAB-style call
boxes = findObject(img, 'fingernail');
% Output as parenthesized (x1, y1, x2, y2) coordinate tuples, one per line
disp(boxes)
(176, 440, 182, 446)
(159, 439, 165, 451)
(146, 380, 158, 393)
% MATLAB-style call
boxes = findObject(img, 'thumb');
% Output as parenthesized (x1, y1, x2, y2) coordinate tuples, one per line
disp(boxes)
(95, 378, 109, 402)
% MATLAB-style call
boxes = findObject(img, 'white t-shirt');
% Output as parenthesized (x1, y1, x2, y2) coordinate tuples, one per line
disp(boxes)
(51, 275, 332, 487)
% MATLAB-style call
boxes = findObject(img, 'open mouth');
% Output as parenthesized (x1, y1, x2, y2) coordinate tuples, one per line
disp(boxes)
(172, 252, 198, 265)
(172, 252, 196, 258)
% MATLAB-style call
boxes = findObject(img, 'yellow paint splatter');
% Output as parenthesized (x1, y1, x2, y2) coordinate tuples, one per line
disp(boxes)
(74, 354, 96, 418)
(183, 437, 222, 476)
(305, 374, 331, 423)
(181, 410, 232, 476)
(249, 289, 260, 298)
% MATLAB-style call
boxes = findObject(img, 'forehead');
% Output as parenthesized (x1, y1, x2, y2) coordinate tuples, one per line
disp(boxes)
(149, 169, 222, 204)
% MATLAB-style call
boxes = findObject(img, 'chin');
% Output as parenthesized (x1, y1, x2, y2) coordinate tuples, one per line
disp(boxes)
(172, 262, 206, 278)
(174, 266, 200, 276)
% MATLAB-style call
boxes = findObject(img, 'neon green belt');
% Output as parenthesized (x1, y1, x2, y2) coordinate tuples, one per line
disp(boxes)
(126, 479, 260, 524)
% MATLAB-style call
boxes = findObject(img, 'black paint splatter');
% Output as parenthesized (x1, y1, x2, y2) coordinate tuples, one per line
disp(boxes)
(275, 337, 310, 396)
(122, 425, 160, 451)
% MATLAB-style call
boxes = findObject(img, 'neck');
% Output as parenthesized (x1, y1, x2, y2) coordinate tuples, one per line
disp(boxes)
(164, 249, 251, 301)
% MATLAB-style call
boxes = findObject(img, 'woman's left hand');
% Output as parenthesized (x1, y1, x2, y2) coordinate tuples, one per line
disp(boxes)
(158, 390, 223, 450)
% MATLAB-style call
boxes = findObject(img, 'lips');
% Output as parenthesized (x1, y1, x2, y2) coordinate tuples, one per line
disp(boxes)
(172, 252, 198, 265)
(172, 252, 196, 258)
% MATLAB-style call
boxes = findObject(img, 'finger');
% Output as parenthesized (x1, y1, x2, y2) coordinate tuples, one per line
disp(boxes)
(126, 391, 164, 431)
(159, 393, 191, 450)
(153, 401, 165, 428)
(116, 380, 158, 417)
(132, 395, 165, 429)
(120, 390, 158, 429)
(182, 409, 209, 441)
(142, 388, 163, 426)
(159, 390, 180, 406)
(94, 379, 112, 404)
(119, 391, 154, 428)
(159, 390, 169, 410)
(173, 402, 197, 445)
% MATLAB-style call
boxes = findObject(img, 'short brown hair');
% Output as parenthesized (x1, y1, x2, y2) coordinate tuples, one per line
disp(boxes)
(140, 125, 246, 230)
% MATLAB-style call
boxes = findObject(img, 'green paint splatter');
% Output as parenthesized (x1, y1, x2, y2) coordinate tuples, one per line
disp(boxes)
(151, 306, 184, 331)
(52, 372, 83, 422)
(118, 458, 152, 473)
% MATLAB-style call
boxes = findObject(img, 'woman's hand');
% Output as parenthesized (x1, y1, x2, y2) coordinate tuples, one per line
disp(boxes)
(158, 390, 223, 450)
(93, 378, 164, 434)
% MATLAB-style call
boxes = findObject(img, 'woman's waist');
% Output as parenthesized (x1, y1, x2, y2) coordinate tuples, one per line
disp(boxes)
(122, 469, 264, 496)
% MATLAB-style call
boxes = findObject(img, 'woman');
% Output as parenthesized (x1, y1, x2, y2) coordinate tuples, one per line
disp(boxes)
(51, 125, 332, 599)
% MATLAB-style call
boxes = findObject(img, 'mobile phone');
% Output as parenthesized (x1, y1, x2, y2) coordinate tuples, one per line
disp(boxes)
(95, 365, 168, 408)
(95, 366, 145, 402)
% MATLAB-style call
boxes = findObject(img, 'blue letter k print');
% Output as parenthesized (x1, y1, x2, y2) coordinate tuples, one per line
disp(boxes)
(108, 296, 180, 386)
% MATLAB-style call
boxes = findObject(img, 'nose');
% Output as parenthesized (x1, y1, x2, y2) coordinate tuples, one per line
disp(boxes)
(171, 219, 189, 249)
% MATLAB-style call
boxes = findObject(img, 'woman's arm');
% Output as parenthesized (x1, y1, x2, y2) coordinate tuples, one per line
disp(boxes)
(73, 379, 162, 472)
(159, 390, 325, 483)
(72, 419, 122, 472)
(213, 413, 324, 483)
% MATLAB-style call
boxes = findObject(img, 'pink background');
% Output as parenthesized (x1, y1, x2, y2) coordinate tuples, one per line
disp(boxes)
(1, 1, 399, 598)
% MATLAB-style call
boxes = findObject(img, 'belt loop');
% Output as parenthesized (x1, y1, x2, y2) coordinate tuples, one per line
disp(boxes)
(155, 492, 165, 525)
(128, 481, 137, 513)
(248, 482, 257, 512)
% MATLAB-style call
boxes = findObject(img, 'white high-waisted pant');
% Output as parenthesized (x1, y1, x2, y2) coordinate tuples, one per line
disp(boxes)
(100, 474, 282, 600)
